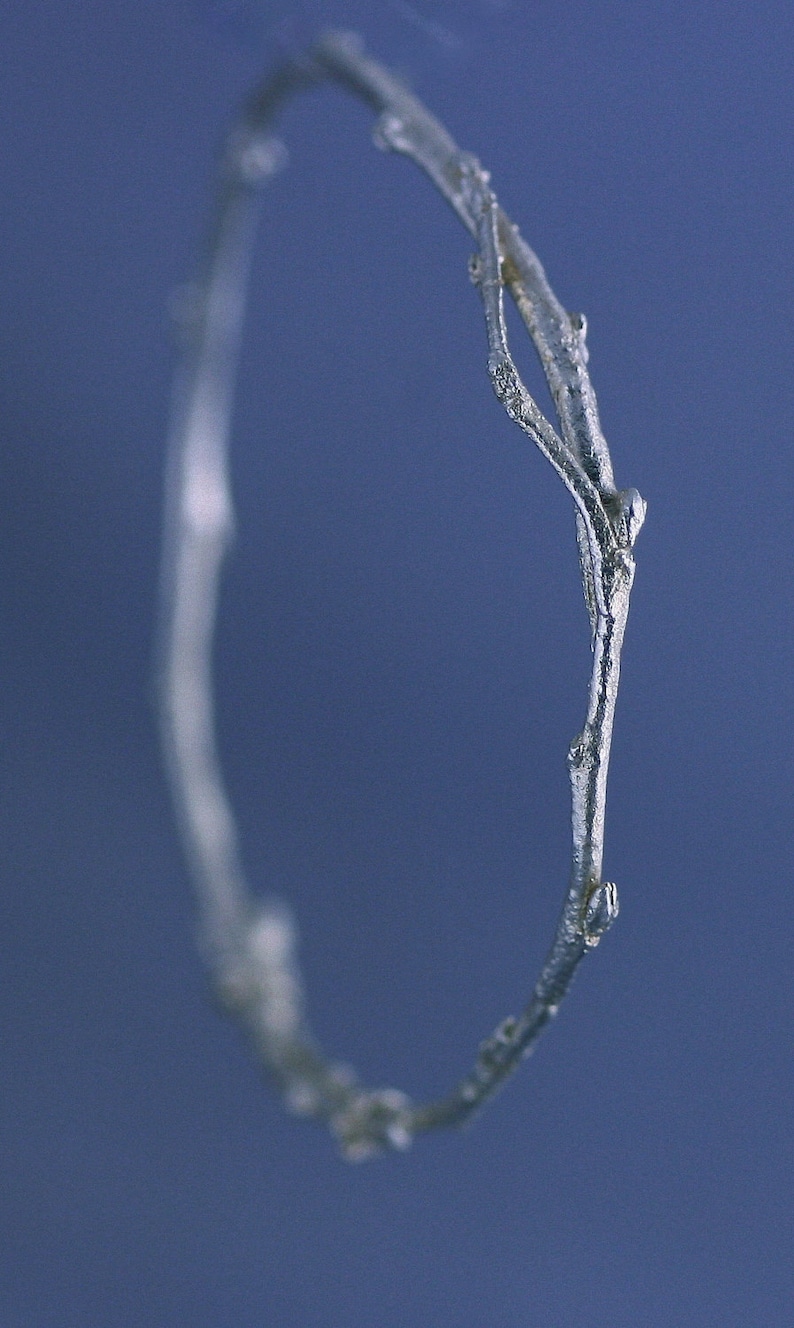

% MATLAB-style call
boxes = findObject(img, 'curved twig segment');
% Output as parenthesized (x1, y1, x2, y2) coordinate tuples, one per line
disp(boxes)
(159, 30, 645, 1160)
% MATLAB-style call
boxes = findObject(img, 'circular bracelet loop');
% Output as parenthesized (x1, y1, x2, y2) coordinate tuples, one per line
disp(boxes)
(159, 31, 642, 1159)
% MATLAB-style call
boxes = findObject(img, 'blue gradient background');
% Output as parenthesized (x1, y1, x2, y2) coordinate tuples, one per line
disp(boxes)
(2, 2, 792, 1323)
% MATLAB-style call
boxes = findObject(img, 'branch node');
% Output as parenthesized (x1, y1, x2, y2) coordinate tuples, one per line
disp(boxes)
(583, 882, 620, 947)
(372, 111, 409, 154)
(568, 310, 589, 363)
(226, 128, 288, 185)
(331, 1089, 414, 1161)
(473, 1016, 520, 1080)
(567, 731, 587, 773)
(613, 487, 647, 549)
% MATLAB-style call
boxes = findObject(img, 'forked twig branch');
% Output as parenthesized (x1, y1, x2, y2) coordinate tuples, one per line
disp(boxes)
(159, 31, 645, 1160)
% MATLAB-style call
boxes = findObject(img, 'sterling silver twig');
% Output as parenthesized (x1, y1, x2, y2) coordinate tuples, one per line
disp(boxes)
(159, 31, 645, 1160)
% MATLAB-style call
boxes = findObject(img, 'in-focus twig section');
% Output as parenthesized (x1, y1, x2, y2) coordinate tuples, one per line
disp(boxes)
(159, 30, 645, 1160)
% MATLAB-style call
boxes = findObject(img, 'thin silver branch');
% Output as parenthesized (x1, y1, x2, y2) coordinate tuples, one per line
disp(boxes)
(158, 31, 645, 1161)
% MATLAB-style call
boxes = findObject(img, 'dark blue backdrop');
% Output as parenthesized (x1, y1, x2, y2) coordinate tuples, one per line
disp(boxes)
(2, 2, 792, 1324)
